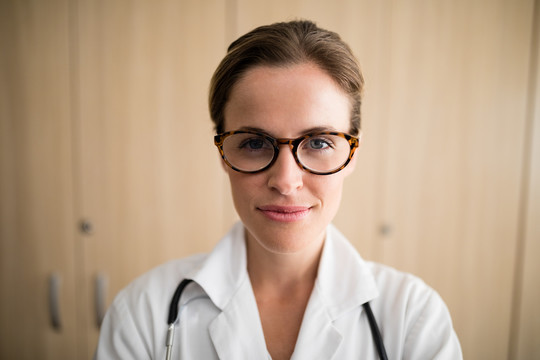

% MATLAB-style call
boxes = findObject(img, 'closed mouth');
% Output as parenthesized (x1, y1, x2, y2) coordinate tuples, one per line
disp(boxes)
(257, 205, 311, 222)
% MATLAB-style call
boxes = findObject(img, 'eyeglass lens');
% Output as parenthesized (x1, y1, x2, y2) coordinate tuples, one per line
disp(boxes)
(221, 133, 353, 173)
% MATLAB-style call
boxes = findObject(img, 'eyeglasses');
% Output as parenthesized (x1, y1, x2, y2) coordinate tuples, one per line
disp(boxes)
(214, 130, 359, 175)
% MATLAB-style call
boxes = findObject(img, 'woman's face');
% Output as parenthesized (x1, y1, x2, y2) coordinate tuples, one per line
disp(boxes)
(222, 63, 356, 255)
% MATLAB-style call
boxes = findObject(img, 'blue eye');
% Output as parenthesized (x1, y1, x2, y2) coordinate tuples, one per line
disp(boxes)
(307, 137, 333, 150)
(247, 139, 264, 149)
(240, 137, 265, 150)
(238, 136, 273, 152)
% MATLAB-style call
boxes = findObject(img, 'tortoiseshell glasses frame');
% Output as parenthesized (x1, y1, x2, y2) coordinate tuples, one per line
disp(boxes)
(214, 130, 359, 175)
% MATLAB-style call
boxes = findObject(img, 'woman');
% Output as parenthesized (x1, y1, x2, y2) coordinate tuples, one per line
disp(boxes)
(95, 20, 462, 359)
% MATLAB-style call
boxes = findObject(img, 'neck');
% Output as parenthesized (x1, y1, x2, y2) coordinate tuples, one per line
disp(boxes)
(245, 230, 325, 296)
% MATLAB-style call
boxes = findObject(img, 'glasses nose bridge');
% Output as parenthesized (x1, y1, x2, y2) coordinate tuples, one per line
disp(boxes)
(272, 137, 302, 166)
(274, 137, 298, 151)
(275, 137, 295, 144)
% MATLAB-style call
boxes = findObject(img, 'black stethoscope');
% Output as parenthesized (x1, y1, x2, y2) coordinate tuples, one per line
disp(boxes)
(166, 279, 388, 360)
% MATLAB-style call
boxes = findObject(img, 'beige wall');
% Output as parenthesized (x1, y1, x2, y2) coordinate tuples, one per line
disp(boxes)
(1, 0, 538, 358)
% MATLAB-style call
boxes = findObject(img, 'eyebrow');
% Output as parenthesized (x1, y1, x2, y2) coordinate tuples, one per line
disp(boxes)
(235, 125, 339, 137)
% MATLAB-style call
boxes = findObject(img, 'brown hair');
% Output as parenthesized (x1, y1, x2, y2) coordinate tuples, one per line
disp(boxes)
(209, 20, 364, 136)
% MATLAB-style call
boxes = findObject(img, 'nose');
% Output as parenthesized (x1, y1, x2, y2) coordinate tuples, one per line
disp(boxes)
(267, 145, 303, 195)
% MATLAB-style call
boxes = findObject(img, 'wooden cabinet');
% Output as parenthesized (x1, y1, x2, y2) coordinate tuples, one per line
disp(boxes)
(0, 1, 78, 358)
(1, 0, 538, 359)
(73, 0, 229, 355)
(1, 0, 229, 358)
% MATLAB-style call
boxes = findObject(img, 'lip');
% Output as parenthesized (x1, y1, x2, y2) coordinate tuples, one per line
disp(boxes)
(257, 205, 311, 223)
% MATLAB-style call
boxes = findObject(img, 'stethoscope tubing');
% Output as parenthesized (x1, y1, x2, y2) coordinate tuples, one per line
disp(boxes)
(167, 279, 388, 360)
(166, 279, 193, 360)
(362, 302, 388, 360)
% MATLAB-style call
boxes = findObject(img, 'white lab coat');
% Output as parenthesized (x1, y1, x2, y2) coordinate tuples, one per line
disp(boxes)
(95, 222, 462, 359)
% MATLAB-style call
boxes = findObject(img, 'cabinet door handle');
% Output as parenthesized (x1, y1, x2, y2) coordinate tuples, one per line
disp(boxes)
(95, 273, 108, 328)
(48, 273, 62, 331)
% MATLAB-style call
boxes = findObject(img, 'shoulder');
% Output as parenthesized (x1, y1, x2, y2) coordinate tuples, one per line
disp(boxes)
(366, 261, 446, 326)
(367, 262, 435, 302)
(110, 253, 208, 320)
(122, 254, 208, 297)
(366, 262, 462, 359)
(95, 254, 209, 359)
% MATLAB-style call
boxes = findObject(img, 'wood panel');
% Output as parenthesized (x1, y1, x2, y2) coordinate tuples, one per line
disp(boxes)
(0, 0, 78, 359)
(1, 0, 536, 358)
(375, 1, 533, 358)
(73, 0, 229, 356)
(232, 0, 535, 358)
(511, 1, 540, 358)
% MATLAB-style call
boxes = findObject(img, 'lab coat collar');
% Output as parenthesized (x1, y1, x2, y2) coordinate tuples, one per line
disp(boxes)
(188, 222, 378, 314)
(187, 222, 247, 310)
(290, 225, 379, 359)
(315, 224, 379, 320)
(188, 222, 379, 359)
(189, 222, 269, 358)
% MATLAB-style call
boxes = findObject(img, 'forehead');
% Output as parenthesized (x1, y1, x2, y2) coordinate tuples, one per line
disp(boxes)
(223, 63, 351, 136)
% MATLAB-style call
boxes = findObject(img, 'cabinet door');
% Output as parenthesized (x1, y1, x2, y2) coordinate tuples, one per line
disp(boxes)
(355, 2, 533, 358)
(0, 1, 78, 359)
(233, 0, 535, 359)
(74, 0, 230, 356)
(511, 4, 540, 357)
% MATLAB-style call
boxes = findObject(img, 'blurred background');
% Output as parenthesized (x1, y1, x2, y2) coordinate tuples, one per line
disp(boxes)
(1, 0, 539, 359)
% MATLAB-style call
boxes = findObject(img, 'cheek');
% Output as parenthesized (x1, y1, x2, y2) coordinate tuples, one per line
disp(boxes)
(315, 176, 345, 210)
(227, 171, 245, 198)
(227, 171, 262, 208)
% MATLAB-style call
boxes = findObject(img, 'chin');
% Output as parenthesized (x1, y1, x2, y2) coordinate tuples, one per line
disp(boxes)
(245, 222, 326, 255)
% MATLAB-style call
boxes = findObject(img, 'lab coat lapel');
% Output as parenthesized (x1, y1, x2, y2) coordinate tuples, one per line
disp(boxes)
(208, 277, 269, 360)
(318, 225, 379, 317)
(191, 222, 378, 360)
(292, 225, 379, 359)
(191, 222, 268, 359)
(291, 284, 342, 359)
